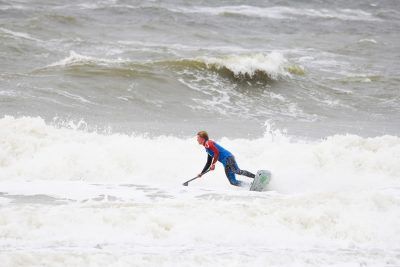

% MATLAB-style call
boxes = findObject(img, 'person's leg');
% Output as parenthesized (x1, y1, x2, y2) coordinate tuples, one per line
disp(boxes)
(224, 158, 242, 186)
(225, 170, 241, 186)
(229, 157, 255, 178)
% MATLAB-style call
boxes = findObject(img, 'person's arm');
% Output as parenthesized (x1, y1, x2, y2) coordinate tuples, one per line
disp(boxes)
(205, 140, 219, 170)
(200, 154, 212, 175)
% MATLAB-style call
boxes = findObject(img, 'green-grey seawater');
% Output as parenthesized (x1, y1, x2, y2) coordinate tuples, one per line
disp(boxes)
(1, 0, 399, 137)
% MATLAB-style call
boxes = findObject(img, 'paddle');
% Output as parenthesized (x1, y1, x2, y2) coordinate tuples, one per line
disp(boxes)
(182, 169, 210, 186)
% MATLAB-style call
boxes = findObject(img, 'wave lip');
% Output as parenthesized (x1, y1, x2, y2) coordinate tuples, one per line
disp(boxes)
(201, 52, 290, 81)
(160, 52, 303, 83)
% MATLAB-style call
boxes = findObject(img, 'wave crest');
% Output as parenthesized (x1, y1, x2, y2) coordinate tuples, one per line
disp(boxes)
(40, 51, 304, 82)
(160, 52, 304, 83)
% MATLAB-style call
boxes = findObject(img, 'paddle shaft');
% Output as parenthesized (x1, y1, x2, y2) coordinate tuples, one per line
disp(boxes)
(182, 169, 210, 186)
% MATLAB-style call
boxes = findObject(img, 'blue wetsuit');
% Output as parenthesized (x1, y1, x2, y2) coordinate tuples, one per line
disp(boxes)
(201, 140, 255, 186)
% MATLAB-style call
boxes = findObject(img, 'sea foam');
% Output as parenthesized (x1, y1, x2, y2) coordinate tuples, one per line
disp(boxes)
(0, 116, 398, 194)
(1, 116, 399, 266)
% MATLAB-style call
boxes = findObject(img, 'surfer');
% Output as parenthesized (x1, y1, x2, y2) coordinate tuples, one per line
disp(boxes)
(196, 131, 255, 186)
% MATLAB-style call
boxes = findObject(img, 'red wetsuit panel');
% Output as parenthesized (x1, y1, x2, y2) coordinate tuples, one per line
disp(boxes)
(205, 140, 219, 164)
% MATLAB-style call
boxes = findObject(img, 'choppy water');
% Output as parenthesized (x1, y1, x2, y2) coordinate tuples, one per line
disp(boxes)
(1, 0, 400, 137)
(1, 1, 400, 266)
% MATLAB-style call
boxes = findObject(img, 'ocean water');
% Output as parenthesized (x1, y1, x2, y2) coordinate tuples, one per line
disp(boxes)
(1, 0, 400, 266)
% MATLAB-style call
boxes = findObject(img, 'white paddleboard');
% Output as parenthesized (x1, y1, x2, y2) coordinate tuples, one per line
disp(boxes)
(250, 170, 271, 191)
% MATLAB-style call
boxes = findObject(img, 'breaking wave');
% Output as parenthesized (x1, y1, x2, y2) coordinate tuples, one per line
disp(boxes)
(1, 116, 398, 194)
(40, 51, 304, 83)
(159, 52, 304, 82)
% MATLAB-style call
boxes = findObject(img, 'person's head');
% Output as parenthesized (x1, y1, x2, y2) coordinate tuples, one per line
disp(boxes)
(197, 131, 209, 145)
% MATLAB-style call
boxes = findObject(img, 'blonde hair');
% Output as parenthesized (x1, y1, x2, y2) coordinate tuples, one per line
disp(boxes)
(197, 131, 209, 141)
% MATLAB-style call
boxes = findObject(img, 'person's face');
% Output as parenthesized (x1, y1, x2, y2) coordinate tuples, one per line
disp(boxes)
(197, 135, 204, 145)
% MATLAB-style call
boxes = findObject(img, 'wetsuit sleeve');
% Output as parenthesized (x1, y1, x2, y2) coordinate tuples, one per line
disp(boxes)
(201, 154, 212, 174)
(206, 140, 219, 165)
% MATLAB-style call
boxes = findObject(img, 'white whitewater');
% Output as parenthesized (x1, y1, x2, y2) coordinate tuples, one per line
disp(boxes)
(1, 116, 399, 266)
